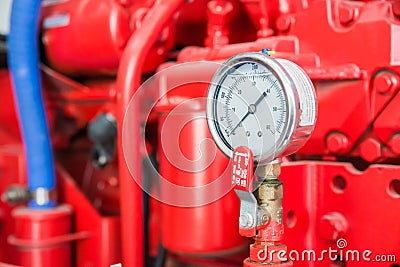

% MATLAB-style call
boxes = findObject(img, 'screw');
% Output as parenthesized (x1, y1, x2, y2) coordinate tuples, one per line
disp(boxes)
(374, 73, 399, 94)
(1, 186, 30, 204)
(359, 138, 382, 162)
(339, 5, 358, 26)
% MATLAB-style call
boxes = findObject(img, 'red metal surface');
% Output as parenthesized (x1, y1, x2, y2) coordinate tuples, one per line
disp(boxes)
(245, 222, 291, 266)
(115, 1, 184, 266)
(244, 258, 292, 267)
(57, 165, 122, 267)
(9, 205, 73, 267)
(281, 161, 400, 267)
(0, 70, 28, 265)
(40, 65, 116, 149)
(177, 0, 400, 164)
(174, 0, 258, 47)
(42, 0, 132, 76)
(205, 0, 233, 48)
(41, 0, 176, 76)
(0, 68, 121, 266)
(0, 144, 26, 265)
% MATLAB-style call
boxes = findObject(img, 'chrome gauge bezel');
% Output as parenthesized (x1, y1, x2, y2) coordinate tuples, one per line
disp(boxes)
(206, 52, 300, 163)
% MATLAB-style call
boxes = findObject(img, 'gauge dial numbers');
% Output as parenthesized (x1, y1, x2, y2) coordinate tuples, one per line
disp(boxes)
(212, 62, 287, 162)
(207, 52, 317, 163)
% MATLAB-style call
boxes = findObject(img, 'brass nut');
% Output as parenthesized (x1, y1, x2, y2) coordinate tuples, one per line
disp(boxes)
(258, 183, 283, 200)
(256, 163, 281, 178)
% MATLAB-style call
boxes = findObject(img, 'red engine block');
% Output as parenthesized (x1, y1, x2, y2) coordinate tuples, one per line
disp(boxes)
(0, 0, 399, 267)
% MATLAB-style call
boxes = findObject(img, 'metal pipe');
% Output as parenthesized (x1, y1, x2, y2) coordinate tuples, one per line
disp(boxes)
(8, 0, 56, 208)
(115, 1, 184, 266)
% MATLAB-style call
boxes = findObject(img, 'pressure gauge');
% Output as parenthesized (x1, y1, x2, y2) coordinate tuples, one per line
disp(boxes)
(206, 52, 317, 163)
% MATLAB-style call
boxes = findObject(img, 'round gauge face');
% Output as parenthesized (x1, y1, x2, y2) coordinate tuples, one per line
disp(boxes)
(208, 60, 288, 162)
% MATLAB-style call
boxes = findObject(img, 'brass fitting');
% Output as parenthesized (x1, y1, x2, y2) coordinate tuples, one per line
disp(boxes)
(257, 179, 283, 225)
(256, 162, 281, 178)
(258, 180, 283, 201)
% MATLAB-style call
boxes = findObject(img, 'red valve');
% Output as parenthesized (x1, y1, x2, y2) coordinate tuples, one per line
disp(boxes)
(231, 147, 292, 267)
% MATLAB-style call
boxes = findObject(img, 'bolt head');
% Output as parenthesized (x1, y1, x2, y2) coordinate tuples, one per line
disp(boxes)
(374, 73, 398, 94)
(326, 133, 350, 154)
(388, 134, 400, 155)
(359, 138, 382, 162)
(339, 5, 357, 25)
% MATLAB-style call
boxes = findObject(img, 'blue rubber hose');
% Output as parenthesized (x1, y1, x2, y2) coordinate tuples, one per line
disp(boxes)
(8, 0, 56, 208)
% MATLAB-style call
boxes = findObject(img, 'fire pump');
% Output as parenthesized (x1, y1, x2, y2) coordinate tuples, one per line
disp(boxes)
(0, 0, 399, 266)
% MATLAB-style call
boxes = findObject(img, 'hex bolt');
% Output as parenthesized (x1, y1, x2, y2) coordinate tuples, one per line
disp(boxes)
(388, 133, 400, 155)
(373, 72, 399, 94)
(359, 138, 382, 162)
(326, 133, 350, 154)
(239, 213, 254, 228)
(339, 5, 358, 26)
(319, 212, 348, 241)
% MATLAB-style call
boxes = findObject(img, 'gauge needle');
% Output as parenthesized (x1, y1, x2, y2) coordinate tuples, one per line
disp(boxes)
(254, 91, 267, 107)
(228, 81, 276, 136)
(228, 90, 270, 136)
(228, 110, 251, 136)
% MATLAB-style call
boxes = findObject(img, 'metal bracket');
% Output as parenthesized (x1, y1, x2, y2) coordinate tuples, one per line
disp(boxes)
(235, 190, 258, 236)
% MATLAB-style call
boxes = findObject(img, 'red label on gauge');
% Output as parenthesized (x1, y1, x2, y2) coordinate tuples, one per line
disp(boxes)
(231, 146, 254, 192)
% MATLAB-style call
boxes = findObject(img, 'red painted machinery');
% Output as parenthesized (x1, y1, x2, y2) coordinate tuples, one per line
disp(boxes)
(0, 0, 399, 266)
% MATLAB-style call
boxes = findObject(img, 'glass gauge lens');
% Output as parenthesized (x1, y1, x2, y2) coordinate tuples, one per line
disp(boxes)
(207, 52, 317, 163)
(211, 61, 287, 162)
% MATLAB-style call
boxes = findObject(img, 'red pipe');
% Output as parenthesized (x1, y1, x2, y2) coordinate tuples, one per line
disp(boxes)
(115, 1, 184, 266)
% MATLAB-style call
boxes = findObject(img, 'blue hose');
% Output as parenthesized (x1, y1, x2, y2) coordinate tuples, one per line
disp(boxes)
(8, 0, 56, 208)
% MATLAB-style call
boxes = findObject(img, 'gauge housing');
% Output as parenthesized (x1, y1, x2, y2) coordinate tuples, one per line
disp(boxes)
(206, 52, 317, 163)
